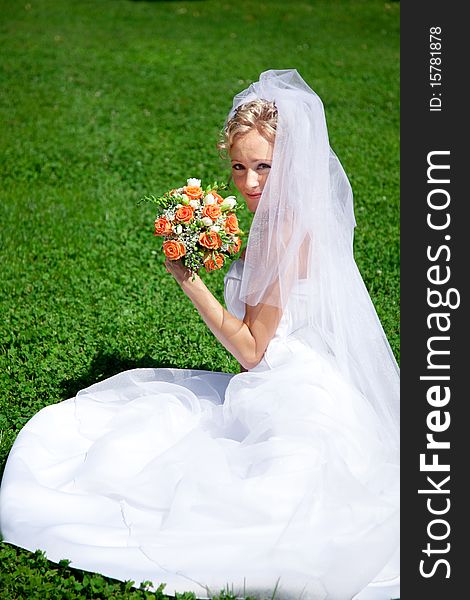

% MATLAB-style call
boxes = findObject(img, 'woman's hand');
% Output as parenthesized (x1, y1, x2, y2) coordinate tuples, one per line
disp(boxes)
(164, 258, 200, 287)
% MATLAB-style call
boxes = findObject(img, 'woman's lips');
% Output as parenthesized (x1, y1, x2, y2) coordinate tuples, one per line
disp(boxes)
(247, 192, 262, 198)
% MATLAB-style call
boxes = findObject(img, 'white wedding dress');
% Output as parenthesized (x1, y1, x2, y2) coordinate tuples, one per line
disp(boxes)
(0, 258, 399, 600)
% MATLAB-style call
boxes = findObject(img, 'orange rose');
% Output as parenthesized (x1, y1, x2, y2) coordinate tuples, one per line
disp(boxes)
(202, 204, 221, 220)
(199, 231, 222, 250)
(224, 213, 239, 234)
(228, 236, 242, 255)
(163, 240, 186, 260)
(175, 205, 194, 223)
(204, 253, 224, 272)
(154, 217, 173, 236)
(183, 185, 203, 200)
(210, 191, 225, 205)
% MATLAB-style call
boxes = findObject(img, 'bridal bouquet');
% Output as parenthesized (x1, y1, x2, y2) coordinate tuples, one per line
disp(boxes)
(143, 178, 243, 274)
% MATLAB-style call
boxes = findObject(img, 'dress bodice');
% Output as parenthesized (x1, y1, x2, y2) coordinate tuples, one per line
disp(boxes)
(224, 258, 329, 370)
(223, 259, 247, 322)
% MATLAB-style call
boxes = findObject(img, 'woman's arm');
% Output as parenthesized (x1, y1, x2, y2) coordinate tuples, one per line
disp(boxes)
(165, 258, 282, 370)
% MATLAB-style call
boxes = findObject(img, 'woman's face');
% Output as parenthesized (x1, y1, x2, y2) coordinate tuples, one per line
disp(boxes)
(229, 129, 274, 213)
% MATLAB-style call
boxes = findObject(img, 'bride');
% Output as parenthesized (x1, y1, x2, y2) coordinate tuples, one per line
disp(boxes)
(0, 70, 399, 600)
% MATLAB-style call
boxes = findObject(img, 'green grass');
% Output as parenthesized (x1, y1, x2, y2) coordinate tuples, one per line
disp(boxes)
(0, 0, 399, 597)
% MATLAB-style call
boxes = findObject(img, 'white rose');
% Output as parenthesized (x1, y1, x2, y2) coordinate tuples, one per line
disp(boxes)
(187, 178, 201, 187)
(210, 225, 221, 232)
(201, 216, 213, 226)
(173, 224, 183, 234)
(176, 203, 182, 209)
(220, 195, 237, 210)
(181, 193, 190, 203)
(204, 193, 216, 205)
(189, 199, 199, 209)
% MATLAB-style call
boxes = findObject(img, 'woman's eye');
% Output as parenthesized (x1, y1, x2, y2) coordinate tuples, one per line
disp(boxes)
(258, 163, 271, 170)
(232, 164, 244, 171)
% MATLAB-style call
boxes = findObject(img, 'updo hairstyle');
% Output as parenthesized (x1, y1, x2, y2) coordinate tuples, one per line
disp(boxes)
(217, 99, 278, 157)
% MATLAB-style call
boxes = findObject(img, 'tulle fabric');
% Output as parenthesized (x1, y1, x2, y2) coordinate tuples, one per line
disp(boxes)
(227, 70, 399, 453)
(0, 260, 399, 599)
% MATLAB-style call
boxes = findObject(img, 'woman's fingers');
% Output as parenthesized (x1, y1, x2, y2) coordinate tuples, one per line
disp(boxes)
(164, 259, 171, 273)
(164, 258, 196, 285)
(165, 258, 184, 278)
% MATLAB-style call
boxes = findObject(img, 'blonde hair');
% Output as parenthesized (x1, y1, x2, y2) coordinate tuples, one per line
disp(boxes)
(217, 99, 278, 156)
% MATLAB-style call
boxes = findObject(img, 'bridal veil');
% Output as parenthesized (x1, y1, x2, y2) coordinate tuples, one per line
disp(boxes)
(229, 69, 399, 455)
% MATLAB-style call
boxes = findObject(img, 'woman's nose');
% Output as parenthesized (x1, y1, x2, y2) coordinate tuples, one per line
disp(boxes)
(245, 169, 259, 189)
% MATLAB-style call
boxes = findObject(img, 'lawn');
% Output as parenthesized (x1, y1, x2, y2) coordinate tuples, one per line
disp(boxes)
(0, 0, 399, 597)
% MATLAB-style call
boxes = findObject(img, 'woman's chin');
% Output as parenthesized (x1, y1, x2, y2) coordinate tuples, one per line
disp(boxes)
(245, 197, 262, 212)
